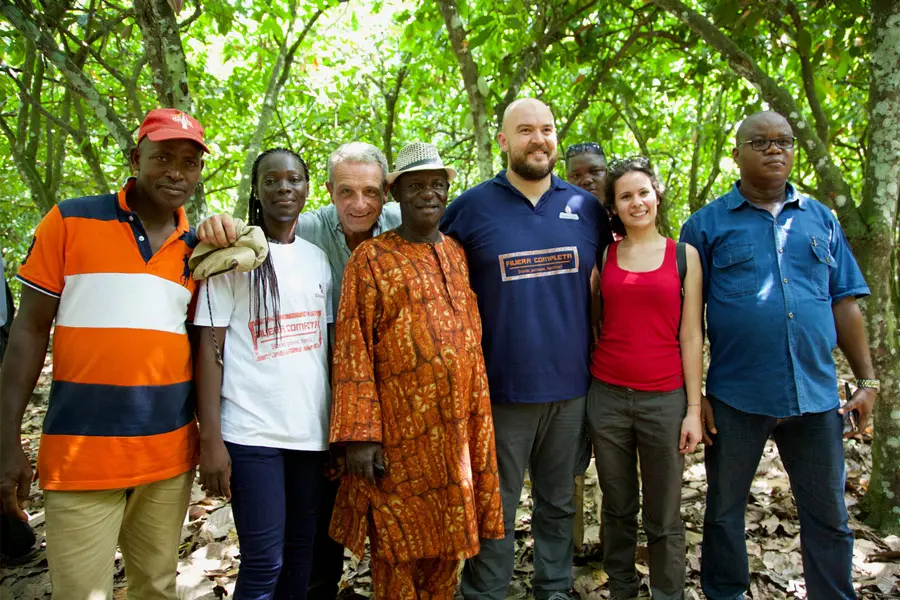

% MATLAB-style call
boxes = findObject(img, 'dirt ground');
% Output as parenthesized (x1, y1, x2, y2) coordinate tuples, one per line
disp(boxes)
(1, 353, 898, 599)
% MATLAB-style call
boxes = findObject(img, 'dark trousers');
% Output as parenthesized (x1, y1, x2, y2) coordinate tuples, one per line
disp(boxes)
(586, 380, 686, 600)
(226, 442, 327, 600)
(307, 475, 345, 600)
(461, 396, 585, 600)
(701, 397, 856, 600)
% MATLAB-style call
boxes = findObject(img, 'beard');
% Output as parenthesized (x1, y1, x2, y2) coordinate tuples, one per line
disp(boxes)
(509, 146, 558, 181)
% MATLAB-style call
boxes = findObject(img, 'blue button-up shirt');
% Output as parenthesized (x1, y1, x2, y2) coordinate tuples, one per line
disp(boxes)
(679, 182, 869, 417)
(295, 202, 402, 317)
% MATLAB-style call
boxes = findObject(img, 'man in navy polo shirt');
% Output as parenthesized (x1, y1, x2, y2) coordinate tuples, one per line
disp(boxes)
(443, 98, 613, 600)
(680, 111, 877, 600)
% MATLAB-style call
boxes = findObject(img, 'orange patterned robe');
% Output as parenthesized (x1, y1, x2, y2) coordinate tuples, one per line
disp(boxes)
(329, 230, 504, 565)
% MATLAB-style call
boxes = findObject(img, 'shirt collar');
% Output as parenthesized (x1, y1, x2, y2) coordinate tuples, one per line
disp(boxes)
(492, 169, 567, 193)
(327, 202, 391, 238)
(116, 177, 191, 232)
(726, 180, 804, 211)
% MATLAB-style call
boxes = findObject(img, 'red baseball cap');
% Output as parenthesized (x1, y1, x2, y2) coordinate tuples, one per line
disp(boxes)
(137, 108, 210, 154)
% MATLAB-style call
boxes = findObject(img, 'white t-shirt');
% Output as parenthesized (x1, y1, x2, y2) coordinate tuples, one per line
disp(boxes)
(194, 237, 333, 451)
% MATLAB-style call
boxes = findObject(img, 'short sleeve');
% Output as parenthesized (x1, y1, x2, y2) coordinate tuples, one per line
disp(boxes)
(294, 210, 323, 247)
(17, 206, 66, 298)
(596, 202, 614, 256)
(827, 215, 870, 301)
(192, 272, 236, 328)
(440, 195, 464, 240)
(323, 255, 334, 324)
(679, 216, 710, 301)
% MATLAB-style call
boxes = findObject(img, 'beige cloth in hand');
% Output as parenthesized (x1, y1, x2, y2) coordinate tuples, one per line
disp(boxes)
(189, 218, 269, 280)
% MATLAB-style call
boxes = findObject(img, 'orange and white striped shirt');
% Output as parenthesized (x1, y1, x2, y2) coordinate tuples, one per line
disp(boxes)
(17, 179, 199, 491)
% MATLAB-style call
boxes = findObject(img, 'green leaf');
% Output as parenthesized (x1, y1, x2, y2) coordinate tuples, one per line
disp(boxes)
(477, 75, 489, 98)
(469, 15, 494, 29)
(468, 25, 495, 50)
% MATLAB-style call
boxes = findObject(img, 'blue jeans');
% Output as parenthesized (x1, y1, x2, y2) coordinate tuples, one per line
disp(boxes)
(226, 442, 327, 600)
(701, 397, 856, 600)
(307, 474, 344, 600)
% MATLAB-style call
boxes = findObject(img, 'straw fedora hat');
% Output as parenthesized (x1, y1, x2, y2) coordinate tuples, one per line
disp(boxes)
(387, 142, 458, 185)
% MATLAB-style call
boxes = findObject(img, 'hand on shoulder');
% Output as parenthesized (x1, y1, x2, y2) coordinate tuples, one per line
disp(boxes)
(197, 213, 239, 248)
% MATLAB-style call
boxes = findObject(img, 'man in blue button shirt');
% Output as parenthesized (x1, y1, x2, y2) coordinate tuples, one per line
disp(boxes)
(444, 98, 613, 600)
(680, 111, 878, 600)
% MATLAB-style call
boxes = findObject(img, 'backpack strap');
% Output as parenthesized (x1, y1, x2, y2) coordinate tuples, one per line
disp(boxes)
(676, 242, 687, 296)
(675, 242, 688, 339)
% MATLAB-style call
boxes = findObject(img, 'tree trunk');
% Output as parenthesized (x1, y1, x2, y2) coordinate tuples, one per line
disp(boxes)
(381, 64, 409, 170)
(436, 0, 494, 181)
(647, 0, 864, 236)
(860, 0, 900, 534)
(134, 0, 208, 221)
(134, 0, 191, 111)
(232, 8, 324, 218)
(2, 4, 134, 155)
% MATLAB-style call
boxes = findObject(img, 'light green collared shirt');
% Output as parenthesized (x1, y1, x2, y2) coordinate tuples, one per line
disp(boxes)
(295, 202, 402, 317)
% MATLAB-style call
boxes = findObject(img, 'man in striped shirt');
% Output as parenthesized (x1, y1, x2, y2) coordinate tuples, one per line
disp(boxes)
(0, 109, 208, 599)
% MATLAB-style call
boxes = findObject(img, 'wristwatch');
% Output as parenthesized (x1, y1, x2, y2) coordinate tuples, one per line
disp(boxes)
(856, 378, 880, 391)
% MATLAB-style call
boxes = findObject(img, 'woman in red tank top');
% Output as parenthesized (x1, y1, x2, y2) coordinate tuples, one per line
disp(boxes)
(586, 157, 703, 600)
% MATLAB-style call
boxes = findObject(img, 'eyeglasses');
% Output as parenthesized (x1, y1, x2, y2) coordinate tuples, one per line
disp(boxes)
(740, 137, 796, 152)
(565, 142, 604, 159)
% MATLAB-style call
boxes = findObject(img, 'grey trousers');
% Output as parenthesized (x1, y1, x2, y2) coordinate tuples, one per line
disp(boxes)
(461, 396, 585, 600)
(586, 379, 686, 600)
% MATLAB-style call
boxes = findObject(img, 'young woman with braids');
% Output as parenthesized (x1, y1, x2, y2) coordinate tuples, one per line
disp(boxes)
(194, 148, 334, 599)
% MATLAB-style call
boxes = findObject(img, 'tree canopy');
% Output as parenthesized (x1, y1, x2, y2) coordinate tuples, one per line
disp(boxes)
(1, 0, 898, 532)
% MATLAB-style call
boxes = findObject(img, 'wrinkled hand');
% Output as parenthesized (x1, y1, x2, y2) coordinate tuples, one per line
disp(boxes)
(679, 413, 703, 454)
(196, 214, 239, 248)
(325, 446, 346, 481)
(700, 395, 717, 446)
(198, 439, 232, 499)
(0, 443, 33, 521)
(839, 387, 876, 439)
(346, 442, 383, 485)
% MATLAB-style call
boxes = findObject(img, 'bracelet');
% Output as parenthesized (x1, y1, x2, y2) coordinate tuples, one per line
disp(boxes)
(856, 378, 880, 391)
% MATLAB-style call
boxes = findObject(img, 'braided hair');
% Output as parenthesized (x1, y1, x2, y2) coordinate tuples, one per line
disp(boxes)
(247, 147, 310, 344)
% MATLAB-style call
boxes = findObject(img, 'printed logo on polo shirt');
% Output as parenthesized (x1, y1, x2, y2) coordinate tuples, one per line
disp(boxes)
(559, 205, 580, 221)
(498, 246, 579, 282)
(249, 310, 322, 361)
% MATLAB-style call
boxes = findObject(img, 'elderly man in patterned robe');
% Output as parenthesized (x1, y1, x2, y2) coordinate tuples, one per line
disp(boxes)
(329, 142, 503, 599)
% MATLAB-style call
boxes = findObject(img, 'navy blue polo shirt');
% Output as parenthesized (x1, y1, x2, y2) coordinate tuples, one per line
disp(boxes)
(441, 170, 612, 404)
(679, 181, 870, 418)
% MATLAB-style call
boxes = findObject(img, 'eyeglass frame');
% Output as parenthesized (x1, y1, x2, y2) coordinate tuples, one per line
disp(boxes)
(738, 137, 797, 152)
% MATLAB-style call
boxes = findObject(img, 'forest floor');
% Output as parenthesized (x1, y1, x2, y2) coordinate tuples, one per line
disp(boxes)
(1, 353, 898, 599)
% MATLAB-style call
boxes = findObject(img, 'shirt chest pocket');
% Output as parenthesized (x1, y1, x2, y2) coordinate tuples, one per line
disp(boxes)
(712, 242, 757, 298)
(807, 238, 834, 300)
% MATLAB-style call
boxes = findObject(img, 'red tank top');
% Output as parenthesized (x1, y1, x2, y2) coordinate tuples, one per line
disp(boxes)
(590, 238, 684, 391)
